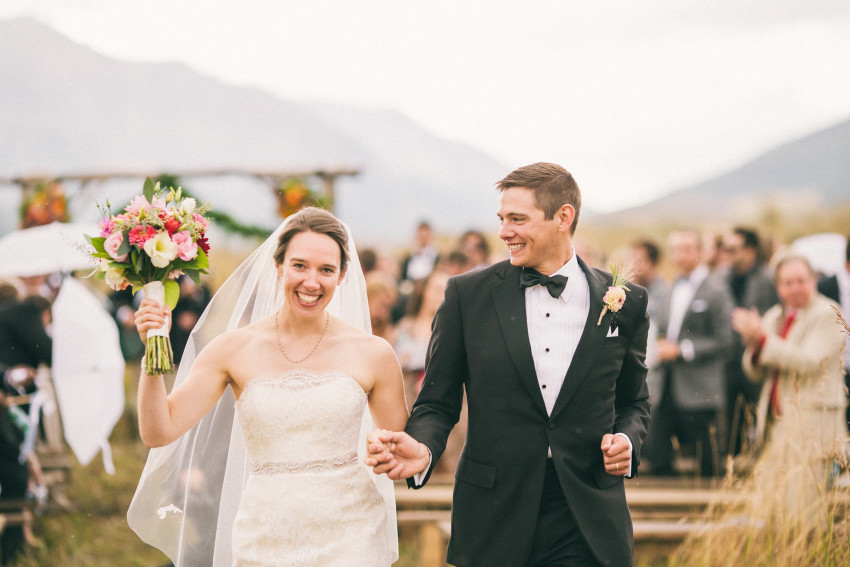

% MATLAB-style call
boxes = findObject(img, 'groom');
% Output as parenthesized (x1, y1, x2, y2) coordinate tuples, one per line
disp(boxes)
(367, 162, 650, 566)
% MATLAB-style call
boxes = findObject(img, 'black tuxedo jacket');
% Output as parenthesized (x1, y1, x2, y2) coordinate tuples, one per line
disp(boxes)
(405, 258, 650, 567)
(818, 275, 840, 304)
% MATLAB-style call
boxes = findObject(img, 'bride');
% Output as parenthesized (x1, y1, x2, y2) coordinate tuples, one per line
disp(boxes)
(127, 207, 407, 566)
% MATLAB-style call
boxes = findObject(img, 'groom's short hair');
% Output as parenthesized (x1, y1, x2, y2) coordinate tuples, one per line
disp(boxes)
(496, 162, 581, 234)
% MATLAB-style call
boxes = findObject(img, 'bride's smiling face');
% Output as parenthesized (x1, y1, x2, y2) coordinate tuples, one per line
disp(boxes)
(279, 231, 345, 316)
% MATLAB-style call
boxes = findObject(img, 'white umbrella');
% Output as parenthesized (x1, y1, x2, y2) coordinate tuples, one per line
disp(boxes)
(791, 232, 847, 277)
(51, 277, 125, 473)
(0, 221, 100, 277)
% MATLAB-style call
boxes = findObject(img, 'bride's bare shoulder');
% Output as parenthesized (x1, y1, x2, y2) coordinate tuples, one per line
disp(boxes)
(331, 317, 395, 360)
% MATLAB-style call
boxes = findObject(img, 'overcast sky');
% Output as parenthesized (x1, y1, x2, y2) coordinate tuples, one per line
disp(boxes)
(3, 0, 850, 212)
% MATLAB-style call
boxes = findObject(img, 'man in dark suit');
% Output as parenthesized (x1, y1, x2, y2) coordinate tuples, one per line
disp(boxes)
(817, 235, 850, 423)
(722, 227, 777, 455)
(644, 229, 733, 477)
(367, 163, 650, 566)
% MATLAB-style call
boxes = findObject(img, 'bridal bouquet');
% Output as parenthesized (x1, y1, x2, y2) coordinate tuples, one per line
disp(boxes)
(87, 178, 210, 374)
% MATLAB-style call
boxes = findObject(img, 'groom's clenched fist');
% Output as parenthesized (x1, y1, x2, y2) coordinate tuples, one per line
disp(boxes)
(601, 433, 632, 477)
(365, 430, 430, 480)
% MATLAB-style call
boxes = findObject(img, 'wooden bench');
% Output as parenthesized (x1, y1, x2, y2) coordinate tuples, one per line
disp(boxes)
(394, 478, 737, 567)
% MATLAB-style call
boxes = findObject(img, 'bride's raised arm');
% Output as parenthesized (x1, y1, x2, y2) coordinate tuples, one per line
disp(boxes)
(134, 297, 232, 448)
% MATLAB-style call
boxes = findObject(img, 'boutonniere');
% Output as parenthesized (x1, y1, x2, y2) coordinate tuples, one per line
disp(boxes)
(597, 263, 633, 326)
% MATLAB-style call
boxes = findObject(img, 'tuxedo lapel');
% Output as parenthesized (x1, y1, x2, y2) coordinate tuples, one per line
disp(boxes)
(549, 258, 611, 421)
(491, 264, 548, 415)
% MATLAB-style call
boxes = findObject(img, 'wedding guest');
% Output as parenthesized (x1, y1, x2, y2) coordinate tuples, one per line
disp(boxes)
(366, 271, 398, 343)
(394, 271, 450, 411)
(107, 288, 145, 362)
(630, 240, 671, 415)
(169, 276, 212, 364)
(442, 250, 469, 276)
(644, 229, 734, 477)
(0, 282, 19, 307)
(631, 240, 669, 320)
(704, 232, 731, 273)
(817, 235, 850, 424)
(459, 230, 490, 271)
(358, 248, 379, 276)
(0, 391, 29, 564)
(400, 221, 440, 283)
(722, 227, 778, 455)
(0, 295, 52, 397)
(733, 255, 846, 516)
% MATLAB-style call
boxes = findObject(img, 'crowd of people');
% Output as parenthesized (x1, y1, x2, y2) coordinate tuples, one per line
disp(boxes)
(0, 207, 847, 563)
(362, 223, 850, 480)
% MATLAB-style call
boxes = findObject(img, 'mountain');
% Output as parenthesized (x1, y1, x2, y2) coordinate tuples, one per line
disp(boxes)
(0, 17, 508, 245)
(591, 118, 850, 226)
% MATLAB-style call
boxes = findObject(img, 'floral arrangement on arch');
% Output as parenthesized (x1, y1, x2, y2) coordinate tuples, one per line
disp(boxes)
(276, 177, 329, 218)
(86, 178, 211, 374)
(20, 180, 69, 228)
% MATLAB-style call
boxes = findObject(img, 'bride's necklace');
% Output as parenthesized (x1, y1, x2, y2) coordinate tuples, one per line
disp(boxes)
(275, 309, 330, 364)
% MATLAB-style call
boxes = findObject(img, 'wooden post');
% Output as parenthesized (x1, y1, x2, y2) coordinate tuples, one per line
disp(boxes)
(420, 522, 446, 567)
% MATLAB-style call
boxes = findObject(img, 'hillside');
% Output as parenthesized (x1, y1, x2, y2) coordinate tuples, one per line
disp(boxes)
(0, 17, 507, 245)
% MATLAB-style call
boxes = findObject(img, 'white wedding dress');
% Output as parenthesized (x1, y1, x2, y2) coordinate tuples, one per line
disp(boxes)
(231, 369, 392, 567)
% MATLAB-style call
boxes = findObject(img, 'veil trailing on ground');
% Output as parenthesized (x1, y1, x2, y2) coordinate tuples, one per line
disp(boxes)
(127, 215, 398, 566)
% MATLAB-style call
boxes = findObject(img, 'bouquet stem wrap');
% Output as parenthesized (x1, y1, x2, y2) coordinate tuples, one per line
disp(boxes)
(143, 281, 174, 375)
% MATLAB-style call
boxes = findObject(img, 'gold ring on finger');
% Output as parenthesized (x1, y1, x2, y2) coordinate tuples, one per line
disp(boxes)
(615, 462, 619, 471)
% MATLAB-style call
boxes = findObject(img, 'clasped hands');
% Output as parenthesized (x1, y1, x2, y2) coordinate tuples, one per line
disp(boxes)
(364, 430, 430, 480)
(364, 430, 632, 478)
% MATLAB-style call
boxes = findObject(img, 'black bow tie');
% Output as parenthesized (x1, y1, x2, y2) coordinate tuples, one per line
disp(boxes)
(520, 269, 568, 298)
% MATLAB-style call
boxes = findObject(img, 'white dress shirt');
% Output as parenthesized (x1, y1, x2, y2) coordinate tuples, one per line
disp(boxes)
(525, 253, 589, 415)
(666, 264, 709, 361)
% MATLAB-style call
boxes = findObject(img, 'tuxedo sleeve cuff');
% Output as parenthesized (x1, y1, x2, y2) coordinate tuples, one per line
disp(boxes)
(615, 432, 634, 477)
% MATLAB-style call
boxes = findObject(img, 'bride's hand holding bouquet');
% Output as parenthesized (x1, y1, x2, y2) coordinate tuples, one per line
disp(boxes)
(86, 178, 210, 374)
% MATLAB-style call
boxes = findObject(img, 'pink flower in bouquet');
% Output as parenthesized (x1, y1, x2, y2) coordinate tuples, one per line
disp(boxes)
(99, 216, 115, 237)
(129, 225, 157, 246)
(104, 231, 129, 262)
(193, 212, 208, 228)
(125, 195, 151, 217)
(172, 231, 198, 261)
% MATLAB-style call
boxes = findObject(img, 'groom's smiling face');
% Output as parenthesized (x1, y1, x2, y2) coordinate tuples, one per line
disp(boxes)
(497, 187, 570, 275)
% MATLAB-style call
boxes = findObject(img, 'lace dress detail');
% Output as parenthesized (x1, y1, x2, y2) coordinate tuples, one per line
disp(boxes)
(231, 370, 391, 566)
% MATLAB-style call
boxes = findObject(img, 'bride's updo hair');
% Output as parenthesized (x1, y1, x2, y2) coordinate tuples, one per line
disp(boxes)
(273, 207, 350, 273)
